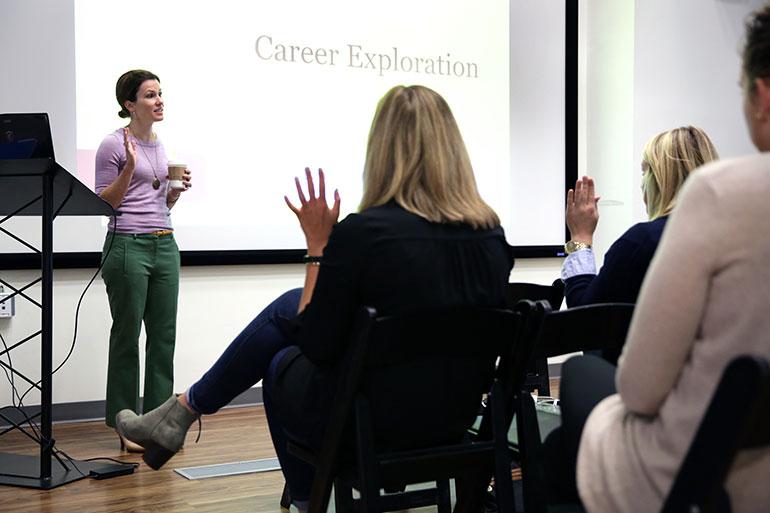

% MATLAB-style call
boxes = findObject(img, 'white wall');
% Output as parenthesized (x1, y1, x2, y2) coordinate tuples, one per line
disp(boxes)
(583, 0, 760, 263)
(0, 261, 563, 406)
(581, 0, 636, 262)
(632, 0, 763, 218)
(0, 264, 304, 405)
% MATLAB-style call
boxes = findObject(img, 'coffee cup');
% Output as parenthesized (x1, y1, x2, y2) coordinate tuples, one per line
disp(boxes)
(167, 161, 187, 190)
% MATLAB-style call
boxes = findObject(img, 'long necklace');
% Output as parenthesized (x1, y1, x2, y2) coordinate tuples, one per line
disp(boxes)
(129, 128, 162, 189)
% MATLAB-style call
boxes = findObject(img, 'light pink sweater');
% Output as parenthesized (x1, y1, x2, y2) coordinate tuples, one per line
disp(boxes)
(577, 152, 770, 513)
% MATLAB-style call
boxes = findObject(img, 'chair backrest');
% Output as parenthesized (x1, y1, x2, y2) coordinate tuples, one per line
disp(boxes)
(359, 307, 521, 450)
(506, 281, 565, 394)
(516, 301, 633, 394)
(532, 302, 634, 359)
(305, 306, 522, 513)
(506, 279, 565, 312)
(504, 300, 551, 387)
(513, 301, 634, 513)
(660, 355, 770, 513)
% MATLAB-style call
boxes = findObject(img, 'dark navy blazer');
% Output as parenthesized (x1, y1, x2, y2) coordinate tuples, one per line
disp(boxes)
(565, 216, 669, 307)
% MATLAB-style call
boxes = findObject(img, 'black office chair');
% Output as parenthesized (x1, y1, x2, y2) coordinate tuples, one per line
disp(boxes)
(282, 305, 525, 513)
(505, 280, 565, 396)
(661, 355, 770, 513)
(514, 302, 634, 513)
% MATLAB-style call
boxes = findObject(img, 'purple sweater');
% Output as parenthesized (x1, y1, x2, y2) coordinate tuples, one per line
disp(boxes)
(95, 128, 172, 233)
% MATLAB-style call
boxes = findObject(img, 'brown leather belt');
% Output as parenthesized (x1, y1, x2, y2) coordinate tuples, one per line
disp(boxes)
(148, 229, 174, 237)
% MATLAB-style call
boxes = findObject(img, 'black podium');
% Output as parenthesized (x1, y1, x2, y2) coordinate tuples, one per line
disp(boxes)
(0, 158, 132, 488)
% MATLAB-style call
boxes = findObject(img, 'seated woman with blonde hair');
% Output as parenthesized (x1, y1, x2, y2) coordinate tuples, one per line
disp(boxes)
(563, 126, 718, 307)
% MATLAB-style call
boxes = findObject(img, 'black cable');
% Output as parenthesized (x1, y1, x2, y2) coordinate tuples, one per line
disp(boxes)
(0, 408, 41, 442)
(81, 456, 139, 468)
(0, 330, 42, 442)
(0, 330, 15, 400)
(53, 449, 87, 479)
(46, 211, 121, 475)
(2, 209, 116, 447)
(57, 210, 116, 373)
(16, 210, 117, 407)
(49, 450, 140, 482)
(0, 197, 124, 474)
(51, 220, 115, 375)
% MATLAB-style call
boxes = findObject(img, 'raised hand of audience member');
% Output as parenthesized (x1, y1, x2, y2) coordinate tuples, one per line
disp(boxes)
(285, 167, 341, 255)
(566, 176, 600, 245)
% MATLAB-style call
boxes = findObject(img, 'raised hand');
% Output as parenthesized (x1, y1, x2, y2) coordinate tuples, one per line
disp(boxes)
(284, 167, 341, 255)
(566, 176, 600, 244)
(122, 127, 137, 173)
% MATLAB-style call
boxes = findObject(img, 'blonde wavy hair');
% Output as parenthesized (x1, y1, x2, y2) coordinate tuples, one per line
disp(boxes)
(358, 85, 499, 230)
(641, 126, 718, 220)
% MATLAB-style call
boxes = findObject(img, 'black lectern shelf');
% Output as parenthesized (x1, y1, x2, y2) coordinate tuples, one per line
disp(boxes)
(0, 157, 132, 489)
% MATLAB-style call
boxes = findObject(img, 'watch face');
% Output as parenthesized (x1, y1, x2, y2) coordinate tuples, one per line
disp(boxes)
(565, 240, 589, 254)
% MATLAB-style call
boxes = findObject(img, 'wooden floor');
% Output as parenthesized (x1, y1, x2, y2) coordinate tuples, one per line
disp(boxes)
(0, 406, 287, 513)
(0, 378, 559, 513)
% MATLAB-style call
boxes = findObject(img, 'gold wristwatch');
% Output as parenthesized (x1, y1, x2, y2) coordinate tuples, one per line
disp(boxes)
(565, 240, 592, 254)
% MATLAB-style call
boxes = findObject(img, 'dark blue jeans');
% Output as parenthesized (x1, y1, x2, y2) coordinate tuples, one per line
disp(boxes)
(186, 288, 302, 413)
(264, 346, 315, 510)
(185, 287, 314, 509)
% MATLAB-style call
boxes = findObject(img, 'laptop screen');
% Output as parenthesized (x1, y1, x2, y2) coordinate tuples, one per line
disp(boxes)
(0, 113, 55, 160)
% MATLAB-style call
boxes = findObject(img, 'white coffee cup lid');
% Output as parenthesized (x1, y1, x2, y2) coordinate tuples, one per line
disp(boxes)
(168, 161, 187, 167)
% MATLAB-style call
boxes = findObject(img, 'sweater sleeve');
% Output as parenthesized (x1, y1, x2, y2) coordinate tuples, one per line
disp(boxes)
(94, 133, 125, 195)
(617, 174, 719, 415)
(297, 214, 367, 366)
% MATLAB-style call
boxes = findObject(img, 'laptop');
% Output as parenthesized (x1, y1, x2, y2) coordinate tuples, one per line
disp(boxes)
(0, 113, 55, 160)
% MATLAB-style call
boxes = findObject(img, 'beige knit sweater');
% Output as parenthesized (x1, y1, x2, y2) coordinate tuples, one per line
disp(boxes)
(576, 152, 770, 513)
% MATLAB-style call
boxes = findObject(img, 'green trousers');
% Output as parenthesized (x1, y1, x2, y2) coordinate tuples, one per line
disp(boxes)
(101, 232, 180, 427)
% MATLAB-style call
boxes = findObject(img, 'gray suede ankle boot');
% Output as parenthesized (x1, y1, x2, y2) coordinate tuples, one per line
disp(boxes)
(115, 395, 199, 470)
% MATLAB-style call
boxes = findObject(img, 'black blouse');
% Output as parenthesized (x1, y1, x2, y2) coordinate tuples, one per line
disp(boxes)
(298, 202, 515, 366)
